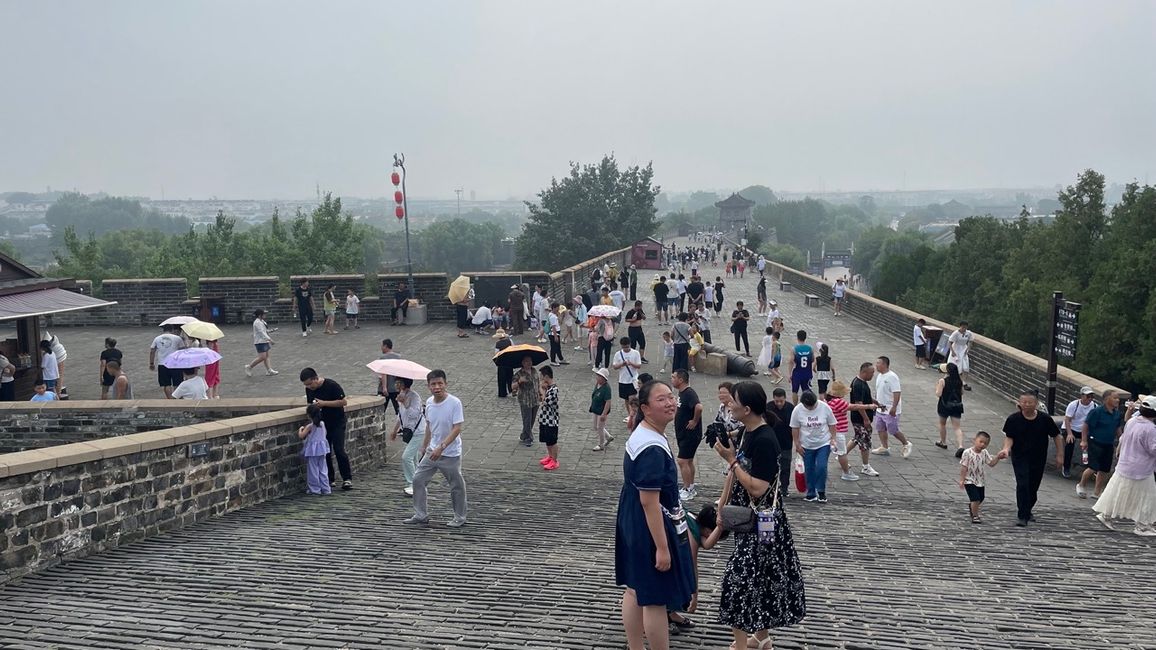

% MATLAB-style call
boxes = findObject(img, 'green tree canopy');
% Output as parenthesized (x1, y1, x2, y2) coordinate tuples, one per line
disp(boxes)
(417, 219, 506, 276)
(515, 155, 659, 270)
(45, 193, 191, 238)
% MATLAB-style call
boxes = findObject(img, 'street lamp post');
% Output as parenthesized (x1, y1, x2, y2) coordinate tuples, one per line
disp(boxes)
(392, 153, 416, 300)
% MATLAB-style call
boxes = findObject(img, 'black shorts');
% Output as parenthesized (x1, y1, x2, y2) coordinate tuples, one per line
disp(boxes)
(101, 370, 115, 387)
(628, 326, 646, 351)
(915, 344, 927, 359)
(158, 365, 182, 387)
(539, 425, 559, 446)
(1087, 440, 1114, 472)
(964, 484, 985, 503)
(676, 428, 703, 460)
(618, 382, 637, 400)
(456, 305, 469, 328)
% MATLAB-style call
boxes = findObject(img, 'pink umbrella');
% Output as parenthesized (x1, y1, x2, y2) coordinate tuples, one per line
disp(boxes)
(164, 348, 223, 369)
(366, 358, 432, 380)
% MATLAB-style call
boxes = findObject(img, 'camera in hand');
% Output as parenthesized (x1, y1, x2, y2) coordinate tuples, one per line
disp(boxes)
(705, 422, 730, 448)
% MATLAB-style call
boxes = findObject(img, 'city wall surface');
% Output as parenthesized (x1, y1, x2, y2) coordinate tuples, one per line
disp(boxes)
(0, 396, 385, 584)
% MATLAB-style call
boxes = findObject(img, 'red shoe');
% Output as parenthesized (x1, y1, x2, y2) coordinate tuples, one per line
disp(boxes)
(544, 458, 559, 471)
(538, 456, 552, 466)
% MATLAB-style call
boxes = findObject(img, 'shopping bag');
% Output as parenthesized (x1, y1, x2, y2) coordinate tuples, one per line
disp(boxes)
(793, 454, 807, 493)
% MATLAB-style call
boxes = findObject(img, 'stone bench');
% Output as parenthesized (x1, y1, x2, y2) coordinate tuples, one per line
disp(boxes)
(779, 281, 792, 292)
(804, 294, 821, 307)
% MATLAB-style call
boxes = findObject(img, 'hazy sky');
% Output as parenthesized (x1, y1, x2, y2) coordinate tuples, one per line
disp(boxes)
(2, 1, 1154, 200)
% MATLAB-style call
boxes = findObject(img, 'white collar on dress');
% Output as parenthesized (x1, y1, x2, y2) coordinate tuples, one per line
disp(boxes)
(626, 423, 672, 460)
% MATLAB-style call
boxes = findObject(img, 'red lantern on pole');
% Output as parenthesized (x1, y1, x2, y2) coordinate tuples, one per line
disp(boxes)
(394, 191, 403, 204)
(395, 206, 405, 219)
(391, 171, 401, 187)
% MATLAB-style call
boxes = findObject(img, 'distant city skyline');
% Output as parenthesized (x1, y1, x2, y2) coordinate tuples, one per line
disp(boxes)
(2, 2, 1153, 200)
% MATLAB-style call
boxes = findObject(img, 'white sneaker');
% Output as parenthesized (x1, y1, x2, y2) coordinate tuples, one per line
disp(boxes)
(302, 331, 308, 337)
(446, 518, 467, 528)
(901, 442, 913, 459)
(861, 465, 880, 477)
(623, 416, 630, 423)
(573, 346, 583, 351)
(841, 472, 860, 481)
(403, 485, 414, 496)
(870, 447, 891, 456)
(1134, 524, 1156, 537)
(686, 485, 698, 500)
(1076, 483, 1088, 499)
(679, 487, 692, 502)
(244, 365, 252, 378)
(267, 369, 279, 376)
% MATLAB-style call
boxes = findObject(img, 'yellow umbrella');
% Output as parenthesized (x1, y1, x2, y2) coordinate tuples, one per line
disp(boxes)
(181, 319, 225, 341)
(447, 275, 471, 303)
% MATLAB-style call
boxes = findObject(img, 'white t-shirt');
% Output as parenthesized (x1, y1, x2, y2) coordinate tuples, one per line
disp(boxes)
(765, 308, 781, 328)
(960, 448, 993, 487)
(548, 312, 561, 335)
(425, 394, 465, 457)
(913, 324, 926, 346)
(676, 279, 687, 296)
(345, 295, 360, 314)
(151, 333, 183, 366)
(1064, 399, 1096, 433)
(833, 282, 846, 298)
(614, 348, 642, 385)
(948, 329, 973, 358)
(41, 352, 60, 381)
(789, 401, 837, 449)
(666, 279, 679, 296)
(609, 290, 625, 309)
(704, 286, 714, 303)
(875, 370, 903, 415)
(471, 306, 492, 325)
(172, 376, 209, 400)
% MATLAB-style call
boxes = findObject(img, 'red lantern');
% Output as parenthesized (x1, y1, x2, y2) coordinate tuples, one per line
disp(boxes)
(391, 171, 401, 187)
(395, 206, 405, 219)
(394, 191, 403, 204)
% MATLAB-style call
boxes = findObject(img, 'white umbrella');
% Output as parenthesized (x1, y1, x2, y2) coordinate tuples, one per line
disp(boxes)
(366, 358, 432, 380)
(164, 348, 223, 369)
(588, 305, 621, 318)
(160, 316, 199, 326)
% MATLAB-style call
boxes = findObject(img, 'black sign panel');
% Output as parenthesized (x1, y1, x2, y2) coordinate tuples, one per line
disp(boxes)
(1054, 300, 1081, 358)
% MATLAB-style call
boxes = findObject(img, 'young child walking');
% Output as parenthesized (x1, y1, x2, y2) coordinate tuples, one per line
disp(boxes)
(826, 381, 858, 482)
(298, 404, 331, 495)
(659, 331, 674, 374)
(538, 366, 561, 470)
(757, 327, 775, 376)
(590, 368, 613, 451)
(959, 431, 1001, 523)
(344, 288, 360, 330)
(770, 331, 783, 383)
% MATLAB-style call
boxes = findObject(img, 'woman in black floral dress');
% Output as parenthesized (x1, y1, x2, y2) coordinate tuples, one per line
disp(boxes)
(712, 381, 806, 649)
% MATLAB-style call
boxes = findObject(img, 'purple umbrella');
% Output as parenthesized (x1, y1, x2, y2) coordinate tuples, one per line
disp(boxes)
(164, 348, 223, 369)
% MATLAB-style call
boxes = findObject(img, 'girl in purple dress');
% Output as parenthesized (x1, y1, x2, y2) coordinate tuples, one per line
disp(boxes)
(298, 404, 331, 495)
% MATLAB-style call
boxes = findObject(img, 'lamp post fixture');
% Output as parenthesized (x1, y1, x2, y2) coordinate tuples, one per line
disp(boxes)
(392, 153, 416, 300)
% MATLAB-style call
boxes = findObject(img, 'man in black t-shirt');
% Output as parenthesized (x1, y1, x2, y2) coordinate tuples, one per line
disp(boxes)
(293, 279, 315, 336)
(301, 367, 352, 490)
(653, 276, 670, 324)
(672, 369, 703, 502)
(624, 301, 648, 363)
(686, 276, 704, 305)
(731, 301, 751, 356)
(767, 387, 795, 493)
(848, 362, 881, 477)
(392, 282, 410, 326)
(999, 391, 1063, 526)
(99, 337, 124, 400)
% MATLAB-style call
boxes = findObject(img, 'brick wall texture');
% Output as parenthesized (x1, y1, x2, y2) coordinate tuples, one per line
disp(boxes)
(0, 396, 386, 584)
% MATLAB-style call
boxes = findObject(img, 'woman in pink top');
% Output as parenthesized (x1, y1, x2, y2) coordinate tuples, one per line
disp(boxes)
(826, 381, 859, 482)
(1093, 395, 1156, 536)
(204, 339, 221, 399)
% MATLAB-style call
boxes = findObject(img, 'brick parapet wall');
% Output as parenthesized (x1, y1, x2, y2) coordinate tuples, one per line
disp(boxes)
(733, 241, 1128, 406)
(196, 277, 281, 325)
(0, 399, 305, 454)
(0, 396, 385, 584)
(50, 278, 191, 327)
(377, 273, 452, 320)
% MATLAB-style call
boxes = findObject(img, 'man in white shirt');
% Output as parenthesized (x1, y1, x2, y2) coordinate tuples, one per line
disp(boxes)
(694, 303, 712, 344)
(1062, 386, 1097, 478)
(608, 285, 626, 310)
(470, 303, 493, 334)
(765, 302, 782, 331)
(871, 356, 913, 458)
(675, 275, 688, 313)
(405, 369, 468, 528)
(149, 325, 185, 398)
(612, 337, 642, 420)
(947, 321, 975, 391)
(171, 368, 209, 400)
(756, 256, 766, 277)
(832, 278, 847, 317)
(913, 318, 928, 369)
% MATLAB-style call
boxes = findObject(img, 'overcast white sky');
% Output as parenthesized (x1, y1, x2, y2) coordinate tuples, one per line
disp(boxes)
(2, 1, 1153, 200)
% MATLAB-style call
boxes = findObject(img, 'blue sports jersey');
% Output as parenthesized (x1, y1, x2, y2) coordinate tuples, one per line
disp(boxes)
(792, 344, 814, 376)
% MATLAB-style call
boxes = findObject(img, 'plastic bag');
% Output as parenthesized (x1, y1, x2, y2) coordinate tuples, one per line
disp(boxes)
(793, 454, 807, 493)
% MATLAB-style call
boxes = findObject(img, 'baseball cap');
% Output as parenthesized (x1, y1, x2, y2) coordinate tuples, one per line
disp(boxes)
(1140, 395, 1156, 411)
(1079, 386, 1095, 395)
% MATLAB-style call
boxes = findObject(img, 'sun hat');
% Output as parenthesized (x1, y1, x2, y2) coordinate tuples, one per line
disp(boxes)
(492, 329, 508, 339)
(593, 367, 610, 381)
(827, 380, 848, 398)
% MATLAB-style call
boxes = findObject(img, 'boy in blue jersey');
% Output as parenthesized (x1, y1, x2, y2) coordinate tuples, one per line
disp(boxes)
(787, 329, 814, 404)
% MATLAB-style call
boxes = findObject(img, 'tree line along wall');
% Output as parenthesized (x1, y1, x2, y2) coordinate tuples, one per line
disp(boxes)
(46, 248, 634, 327)
(0, 396, 386, 584)
(738, 244, 1128, 406)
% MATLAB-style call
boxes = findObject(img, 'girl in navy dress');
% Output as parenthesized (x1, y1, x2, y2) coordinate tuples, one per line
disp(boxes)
(615, 381, 695, 650)
(298, 404, 331, 495)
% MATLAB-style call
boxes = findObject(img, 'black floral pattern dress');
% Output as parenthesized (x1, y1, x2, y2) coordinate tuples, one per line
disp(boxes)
(717, 461, 807, 632)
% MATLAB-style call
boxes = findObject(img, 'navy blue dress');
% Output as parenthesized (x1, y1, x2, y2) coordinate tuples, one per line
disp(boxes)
(614, 427, 696, 608)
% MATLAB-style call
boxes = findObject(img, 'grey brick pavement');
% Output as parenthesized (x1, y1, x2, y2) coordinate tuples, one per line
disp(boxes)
(4, 241, 1153, 648)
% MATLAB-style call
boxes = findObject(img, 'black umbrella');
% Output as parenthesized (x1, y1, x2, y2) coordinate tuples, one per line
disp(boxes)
(493, 344, 548, 368)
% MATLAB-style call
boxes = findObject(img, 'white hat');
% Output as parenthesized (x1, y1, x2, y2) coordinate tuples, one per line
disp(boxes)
(510, 284, 519, 289)
(593, 367, 610, 381)
(1079, 386, 1095, 396)
(1139, 395, 1156, 411)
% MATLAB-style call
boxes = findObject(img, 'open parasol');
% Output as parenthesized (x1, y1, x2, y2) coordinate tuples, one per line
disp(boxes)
(181, 320, 225, 341)
(160, 315, 199, 327)
(588, 304, 621, 318)
(366, 358, 433, 381)
(493, 343, 548, 368)
(447, 275, 471, 304)
(163, 348, 222, 369)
